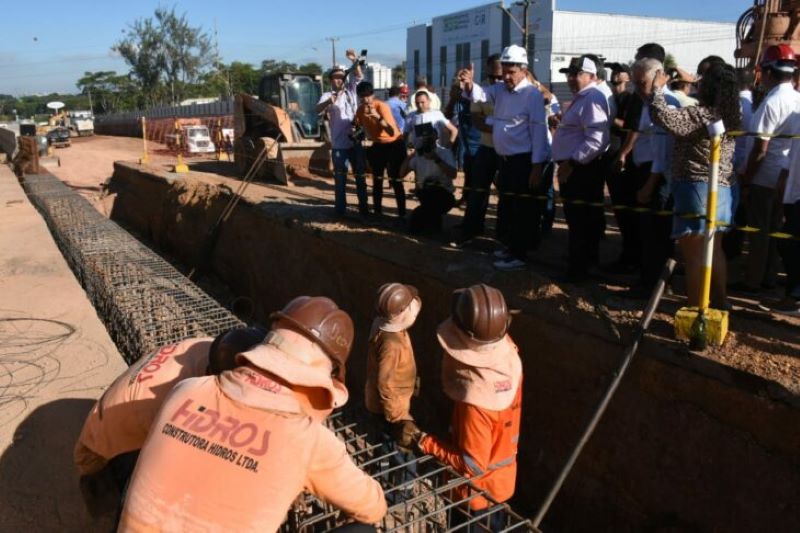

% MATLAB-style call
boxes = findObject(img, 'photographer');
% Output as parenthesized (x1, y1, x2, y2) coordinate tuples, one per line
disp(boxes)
(316, 49, 367, 216)
(356, 81, 407, 218)
(398, 122, 457, 234)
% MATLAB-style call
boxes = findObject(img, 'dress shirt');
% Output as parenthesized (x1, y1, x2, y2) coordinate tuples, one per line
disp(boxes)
(750, 82, 800, 188)
(467, 78, 550, 164)
(634, 89, 681, 168)
(596, 81, 617, 120)
(733, 90, 753, 173)
(318, 74, 361, 150)
(781, 113, 800, 204)
(551, 84, 610, 164)
(387, 96, 407, 133)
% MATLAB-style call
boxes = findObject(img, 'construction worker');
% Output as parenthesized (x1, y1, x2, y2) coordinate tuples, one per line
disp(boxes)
(74, 327, 266, 514)
(119, 296, 387, 531)
(404, 284, 522, 531)
(365, 283, 420, 432)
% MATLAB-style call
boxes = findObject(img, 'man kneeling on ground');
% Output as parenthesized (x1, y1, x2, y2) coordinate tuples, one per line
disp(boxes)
(399, 118, 457, 235)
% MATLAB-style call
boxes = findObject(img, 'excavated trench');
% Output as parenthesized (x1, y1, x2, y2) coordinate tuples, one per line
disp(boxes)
(98, 162, 800, 532)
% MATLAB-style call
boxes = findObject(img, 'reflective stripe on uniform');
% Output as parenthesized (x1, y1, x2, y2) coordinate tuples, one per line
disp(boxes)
(488, 455, 515, 471)
(463, 453, 485, 476)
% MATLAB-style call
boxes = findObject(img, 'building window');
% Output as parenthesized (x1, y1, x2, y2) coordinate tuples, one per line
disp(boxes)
(464, 42, 471, 69)
(481, 39, 489, 63)
(501, 11, 510, 48)
(426, 26, 433, 83)
(440, 46, 448, 88)
(414, 50, 420, 79)
(455, 44, 462, 72)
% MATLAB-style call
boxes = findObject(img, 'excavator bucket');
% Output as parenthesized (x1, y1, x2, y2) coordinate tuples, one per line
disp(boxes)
(233, 93, 330, 185)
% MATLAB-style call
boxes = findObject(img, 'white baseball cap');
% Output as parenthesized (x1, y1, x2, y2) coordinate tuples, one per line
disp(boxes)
(500, 44, 528, 66)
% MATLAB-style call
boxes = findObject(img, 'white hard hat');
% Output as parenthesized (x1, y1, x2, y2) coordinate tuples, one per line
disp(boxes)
(500, 44, 528, 66)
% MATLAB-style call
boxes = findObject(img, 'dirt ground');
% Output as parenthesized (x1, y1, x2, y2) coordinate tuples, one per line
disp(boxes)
(49, 135, 800, 397)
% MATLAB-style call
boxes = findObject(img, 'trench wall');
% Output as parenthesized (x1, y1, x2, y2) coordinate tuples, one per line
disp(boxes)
(107, 162, 800, 532)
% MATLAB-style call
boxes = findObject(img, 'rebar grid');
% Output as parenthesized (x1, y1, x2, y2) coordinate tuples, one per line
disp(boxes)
(21, 173, 244, 364)
(21, 173, 533, 531)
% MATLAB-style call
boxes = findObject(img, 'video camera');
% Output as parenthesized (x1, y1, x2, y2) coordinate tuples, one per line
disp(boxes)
(413, 122, 437, 156)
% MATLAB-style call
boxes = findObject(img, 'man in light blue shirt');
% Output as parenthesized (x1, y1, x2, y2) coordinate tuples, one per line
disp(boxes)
(387, 85, 408, 133)
(551, 54, 611, 281)
(458, 44, 551, 271)
(316, 49, 367, 216)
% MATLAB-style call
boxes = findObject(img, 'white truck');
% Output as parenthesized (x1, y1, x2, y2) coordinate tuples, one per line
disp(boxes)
(68, 110, 94, 137)
(165, 125, 216, 154)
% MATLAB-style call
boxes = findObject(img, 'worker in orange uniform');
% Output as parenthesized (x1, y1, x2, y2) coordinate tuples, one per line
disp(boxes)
(365, 282, 420, 428)
(118, 297, 387, 532)
(405, 284, 522, 531)
(74, 327, 266, 514)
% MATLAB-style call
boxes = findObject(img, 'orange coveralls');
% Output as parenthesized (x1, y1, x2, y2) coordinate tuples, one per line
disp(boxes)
(119, 367, 387, 532)
(419, 383, 522, 510)
(74, 337, 212, 475)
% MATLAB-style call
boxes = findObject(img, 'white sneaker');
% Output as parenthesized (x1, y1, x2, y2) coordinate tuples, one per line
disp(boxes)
(493, 247, 512, 260)
(771, 298, 800, 317)
(493, 258, 527, 271)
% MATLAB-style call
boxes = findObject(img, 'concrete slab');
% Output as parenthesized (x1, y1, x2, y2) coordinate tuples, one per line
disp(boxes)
(0, 164, 126, 531)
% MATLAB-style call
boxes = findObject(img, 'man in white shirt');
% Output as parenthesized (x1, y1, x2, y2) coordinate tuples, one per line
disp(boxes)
(774, 119, 800, 315)
(551, 54, 611, 281)
(741, 45, 800, 292)
(406, 75, 441, 113)
(405, 93, 458, 148)
(458, 44, 551, 271)
(398, 123, 457, 235)
(316, 50, 367, 216)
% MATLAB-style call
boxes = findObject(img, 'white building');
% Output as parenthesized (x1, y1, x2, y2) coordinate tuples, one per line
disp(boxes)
(364, 62, 394, 89)
(406, 1, 735, 98)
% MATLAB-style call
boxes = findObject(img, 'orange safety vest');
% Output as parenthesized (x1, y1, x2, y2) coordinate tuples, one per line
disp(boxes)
(420, 380, 522, 510)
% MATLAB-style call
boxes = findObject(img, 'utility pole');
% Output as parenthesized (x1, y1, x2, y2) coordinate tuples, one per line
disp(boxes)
(326, 37, 340, 67)
(498, 0, 531, 50)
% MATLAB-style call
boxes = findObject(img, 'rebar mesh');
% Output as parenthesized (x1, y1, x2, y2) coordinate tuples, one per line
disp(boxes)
(21, 172, 534, 532)
(20, 173, 244, 363)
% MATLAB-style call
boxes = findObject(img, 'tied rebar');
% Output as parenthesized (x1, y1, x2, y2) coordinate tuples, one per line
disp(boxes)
(20, 172, 534, 532)
(20, 173, 244, 364)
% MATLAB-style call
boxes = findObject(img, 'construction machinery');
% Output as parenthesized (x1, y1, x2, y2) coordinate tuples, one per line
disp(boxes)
(165, 120, 217, 154)
(68, 110, 94, 137)
(233, 72, 330, 185)
(735, 0, 800, 70)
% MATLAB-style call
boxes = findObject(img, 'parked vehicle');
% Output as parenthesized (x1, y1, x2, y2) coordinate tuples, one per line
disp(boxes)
(68, 110, 94, 137)
(46, 127, 71, 148)
(165, 125, 215, 154)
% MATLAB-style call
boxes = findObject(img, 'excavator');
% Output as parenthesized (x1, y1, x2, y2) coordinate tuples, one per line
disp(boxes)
(233, 72, 331, 185)
(735, 0, 800, 73)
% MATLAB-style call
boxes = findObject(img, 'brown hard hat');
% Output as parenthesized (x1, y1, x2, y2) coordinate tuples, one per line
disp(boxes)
(270, 296, 354, 380)
(451, 284, 510, 344)
(376, 283, 419, 319)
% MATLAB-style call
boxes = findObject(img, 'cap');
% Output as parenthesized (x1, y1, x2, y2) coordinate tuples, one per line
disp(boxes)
(761, 44, 797, 73)
(673, 67, 697, 83)
(500, 44, 528, 66)
(559, 55, 598, 75)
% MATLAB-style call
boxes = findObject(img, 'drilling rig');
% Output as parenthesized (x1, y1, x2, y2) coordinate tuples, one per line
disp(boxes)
(735, 0, 800, 71)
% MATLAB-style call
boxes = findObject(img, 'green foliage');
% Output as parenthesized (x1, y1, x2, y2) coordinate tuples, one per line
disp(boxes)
(392, 61, 407, 83)
(664, 53, 677, 72)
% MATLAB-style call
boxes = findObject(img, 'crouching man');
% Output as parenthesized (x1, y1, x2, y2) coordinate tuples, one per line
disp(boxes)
(118, 296, 387, 531)
(74, 327, 266, 515)
(403, 284, 523, 531)
(399, 119, 457, 234)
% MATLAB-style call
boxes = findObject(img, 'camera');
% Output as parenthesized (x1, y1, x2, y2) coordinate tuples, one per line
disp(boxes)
(413, 122, 437, 156)
(349, 123, 366, 143)
(344, 49, 368, 77)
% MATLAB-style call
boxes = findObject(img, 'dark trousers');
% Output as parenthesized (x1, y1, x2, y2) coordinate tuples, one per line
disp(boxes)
(367, 139, 407, 216)
(409, 185, 455, 234)
(561, 158, 605, 276)
(462, 145, 498, 238)
(608, 160, 651, 265)
(778, 201, 800, 299)
(460, 149, 477, 203)
(640, 194, 674, 290)
(498, 153, 546, 261)
(495, 157, 513, 246)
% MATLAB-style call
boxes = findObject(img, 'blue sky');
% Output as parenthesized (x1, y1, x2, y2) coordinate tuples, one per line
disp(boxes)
(0, 0, 748, 96)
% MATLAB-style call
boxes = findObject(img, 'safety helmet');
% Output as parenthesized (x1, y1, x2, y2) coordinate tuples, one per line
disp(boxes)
(451, 284, 510, 344)
(760, 44, 797, 73)
(270, 296, 354, 378)
(376, 283, 418, 319)
(500, 44, 528, 66)
(208, 326, 268, 374)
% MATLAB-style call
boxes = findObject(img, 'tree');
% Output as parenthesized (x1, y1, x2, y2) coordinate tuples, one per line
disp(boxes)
(77, 71, 142, 113)
(114, 7, 215, 106)
(392, 61, 407, 84)
(664, 53, 677, 72)
(260, 59, 299, 75)
(298, 62, 323, 76)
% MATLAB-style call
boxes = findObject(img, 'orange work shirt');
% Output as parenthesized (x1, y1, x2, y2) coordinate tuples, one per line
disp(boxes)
(119, 368, 387, 531)
(420, 381, 522, 510)
(74, 337, 212, 475)
(356, 100, 401, 143)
